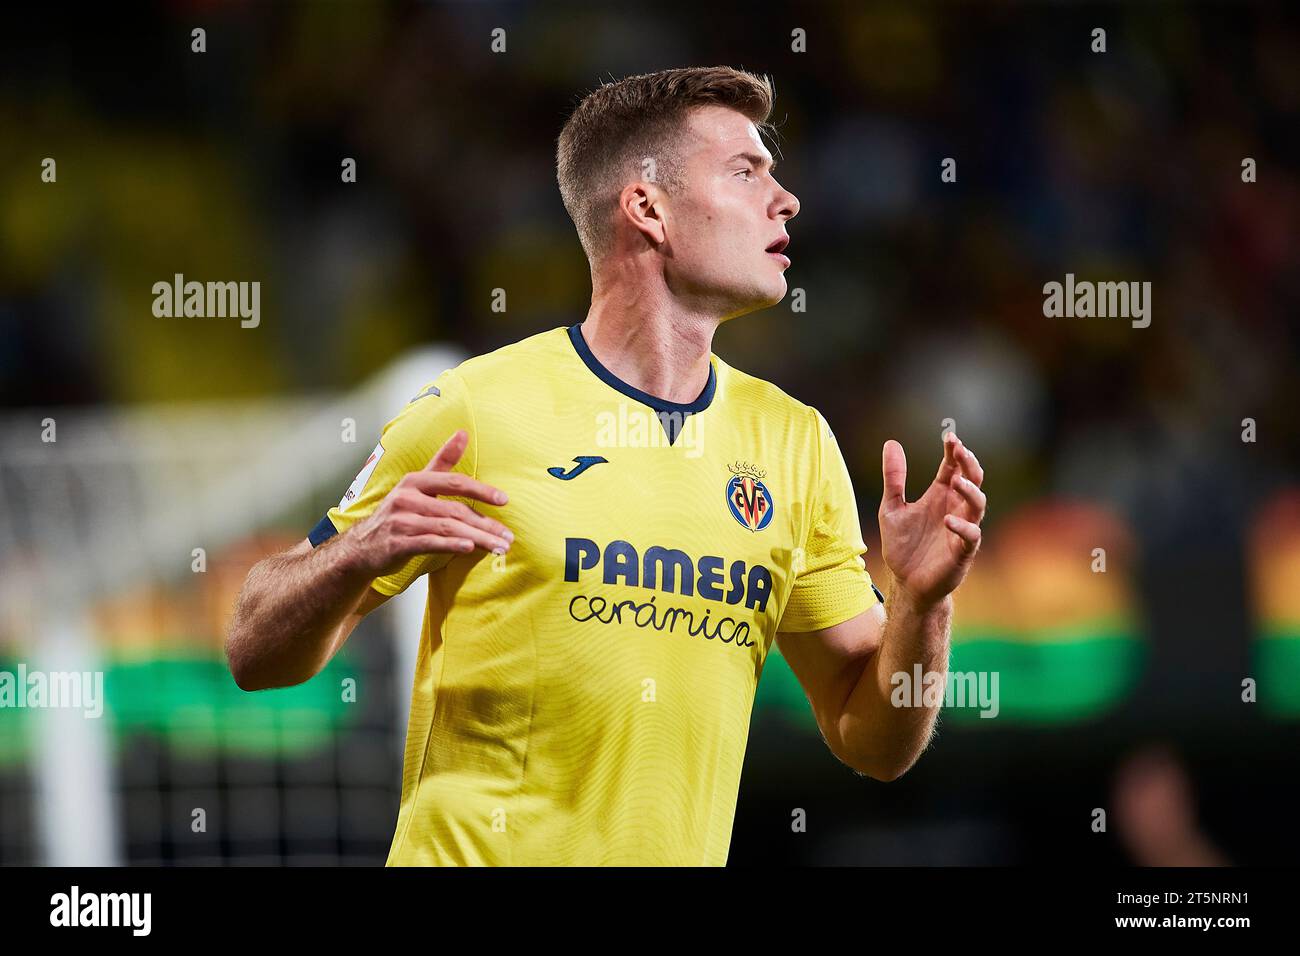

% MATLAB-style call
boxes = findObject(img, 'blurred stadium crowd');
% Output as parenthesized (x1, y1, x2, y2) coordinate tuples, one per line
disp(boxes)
(1, 1, 1297, 865)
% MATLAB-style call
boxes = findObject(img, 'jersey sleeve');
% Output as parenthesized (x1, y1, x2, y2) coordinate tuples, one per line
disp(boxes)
(777, 407, 884, 633)
(307, 366, 477, 597)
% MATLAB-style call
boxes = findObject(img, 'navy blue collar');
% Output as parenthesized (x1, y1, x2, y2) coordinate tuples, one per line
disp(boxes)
(567, 323, 716, 443)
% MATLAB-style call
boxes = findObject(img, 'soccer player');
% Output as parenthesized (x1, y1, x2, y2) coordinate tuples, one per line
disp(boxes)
(225, 66, 988, 866)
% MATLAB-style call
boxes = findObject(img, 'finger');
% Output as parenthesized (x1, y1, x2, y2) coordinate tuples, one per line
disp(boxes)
(406, 469, 509, 506)
(426, 430, 469, 473)
(396, 534, 476, 556)
(881, 440, 908, 512)
(950, 473, 987, 522)
(438, 500, 514, 542)
(957, 443, 984, 487)
(397, 493, 515, 540)
(935, 432, 961, 486)
(944, 513, 981, 553)
(399, 515, 512, 553)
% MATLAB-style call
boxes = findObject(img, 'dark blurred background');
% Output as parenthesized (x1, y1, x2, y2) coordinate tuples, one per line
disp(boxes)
(1, 0, 1297, 866)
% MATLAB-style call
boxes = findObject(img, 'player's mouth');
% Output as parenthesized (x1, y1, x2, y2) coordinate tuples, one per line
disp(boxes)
(765, 235, 791, 268)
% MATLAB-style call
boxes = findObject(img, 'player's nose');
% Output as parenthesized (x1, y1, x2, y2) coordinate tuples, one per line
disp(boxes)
(772, 181, 800, 222)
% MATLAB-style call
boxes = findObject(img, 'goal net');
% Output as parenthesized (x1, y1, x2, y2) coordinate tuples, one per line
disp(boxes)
(0, 345, 463, 865)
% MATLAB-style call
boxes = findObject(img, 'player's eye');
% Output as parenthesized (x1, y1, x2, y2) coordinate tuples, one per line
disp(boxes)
(735, 168, 754, 180)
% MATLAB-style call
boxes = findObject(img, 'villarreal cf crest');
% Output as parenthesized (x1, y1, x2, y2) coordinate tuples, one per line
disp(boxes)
(726, 461, 774, 532)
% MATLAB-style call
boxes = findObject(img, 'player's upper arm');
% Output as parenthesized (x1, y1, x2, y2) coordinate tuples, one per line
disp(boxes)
(774, 406, 886, 747)
(328, 581, 392, 661)
(777, 602, 886, 758)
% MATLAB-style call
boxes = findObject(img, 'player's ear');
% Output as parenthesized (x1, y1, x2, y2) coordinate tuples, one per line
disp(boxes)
(618, 180, 667, 246)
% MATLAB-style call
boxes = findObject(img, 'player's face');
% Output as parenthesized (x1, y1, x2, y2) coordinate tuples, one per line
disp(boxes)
(662, 106, 800, 319)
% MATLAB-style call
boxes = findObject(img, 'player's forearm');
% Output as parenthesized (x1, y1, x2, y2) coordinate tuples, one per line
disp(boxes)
(836, 581, 953, 781)
(225, 536, 374, 691)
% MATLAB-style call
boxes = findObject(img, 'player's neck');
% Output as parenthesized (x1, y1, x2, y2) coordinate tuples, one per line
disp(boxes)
(580, 284, 717, 407)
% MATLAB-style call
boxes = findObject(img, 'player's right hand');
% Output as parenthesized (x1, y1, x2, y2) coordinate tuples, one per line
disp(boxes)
(343, 429, 513, 578)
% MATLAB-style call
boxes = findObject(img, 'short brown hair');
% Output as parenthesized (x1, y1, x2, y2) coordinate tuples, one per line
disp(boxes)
(556, 66, 776, 261)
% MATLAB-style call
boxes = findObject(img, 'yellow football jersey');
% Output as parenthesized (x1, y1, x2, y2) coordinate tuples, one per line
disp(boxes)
(308, 324, 882, 865)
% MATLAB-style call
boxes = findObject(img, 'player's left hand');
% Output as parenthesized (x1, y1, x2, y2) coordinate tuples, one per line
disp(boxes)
(878, 431, 986, 609)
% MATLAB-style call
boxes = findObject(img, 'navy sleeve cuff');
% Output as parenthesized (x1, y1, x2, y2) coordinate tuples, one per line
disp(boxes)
(871, 583, 885, 605)
(308, 515, 339, 547)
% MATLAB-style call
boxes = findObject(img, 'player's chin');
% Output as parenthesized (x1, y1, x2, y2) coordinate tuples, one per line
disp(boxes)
(759, 274, 788, 308)
(718, 271, 788, 319)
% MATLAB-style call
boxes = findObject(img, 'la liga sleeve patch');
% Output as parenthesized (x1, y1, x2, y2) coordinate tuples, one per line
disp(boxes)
(339, 440, 385, 512)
